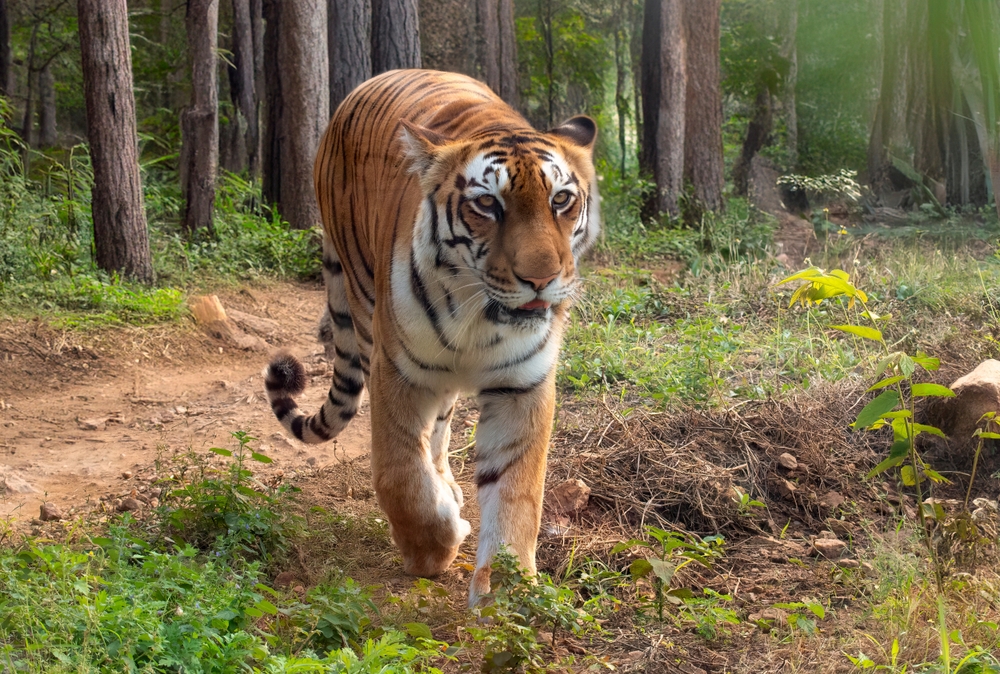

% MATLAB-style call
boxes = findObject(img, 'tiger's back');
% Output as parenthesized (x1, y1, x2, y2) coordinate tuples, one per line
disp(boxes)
(265, 69, 600, 605)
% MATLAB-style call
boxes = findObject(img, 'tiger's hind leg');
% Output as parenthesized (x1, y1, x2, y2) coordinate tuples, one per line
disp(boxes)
(264, 242, 365, 444)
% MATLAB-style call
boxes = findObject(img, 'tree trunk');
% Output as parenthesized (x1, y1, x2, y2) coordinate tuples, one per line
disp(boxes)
(38, 62, 56, 146)
(328, 0, 372, 111)
(614, 5, 629, 178)
(780, 0, 797, 166)
(540, 0, 555, 128)
(477, 0, 500, 93)
(681, 0, 723, 212)
(630, 0, 643, 170)
(0, 0, 11, 98)
(418, 0, 475, 77)
(77, 0, 153, 283)
(250, 0, 264, 178)
(868, 0, 910, 194)
(230, 0, 258, 175)
(267, 0, 329, 230)
(372, 0, 421, 74)
(262, 0, 281, 205)
(641, 0, 686, 217)
(733, 89, 772, 197)
(497, 0, 518, 107)
(181, 0, 219, 235)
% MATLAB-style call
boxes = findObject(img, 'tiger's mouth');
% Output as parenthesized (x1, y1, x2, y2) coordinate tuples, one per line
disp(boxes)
(486, 297, 553, 324)
(518, 299, 551, 311)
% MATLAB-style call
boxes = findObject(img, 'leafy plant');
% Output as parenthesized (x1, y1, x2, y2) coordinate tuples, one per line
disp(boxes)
(772, 598, 827, 637)
(612, 527, 725, 620)
(677, 588, 741, 641)
(280, 580, 377, 652)
(158, 430, 299, 561)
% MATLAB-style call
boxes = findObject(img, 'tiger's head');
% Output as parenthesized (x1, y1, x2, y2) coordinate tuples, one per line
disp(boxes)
(401, 117, 600, 325)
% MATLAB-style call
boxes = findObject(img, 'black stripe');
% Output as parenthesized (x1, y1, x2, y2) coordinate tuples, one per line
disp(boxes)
(334, 346, 363, 369)
(475, 466, 505, 487)
(444, 236, 474, 249)
(334, 372, 364, 396)
(339, 409, 357, 421)
(271, 397, 297, 420)
(480, 374, 547, 397)
(290, 415, 305, 440)
(323, 257, 343, 275)
(409, 250, 455, 351)
(331, 309, 353, 329)
(398, 339, 451, 372)
(328, 389, 349, 407)
(488, 330, 551, 371)
(309, 416, 332, 441)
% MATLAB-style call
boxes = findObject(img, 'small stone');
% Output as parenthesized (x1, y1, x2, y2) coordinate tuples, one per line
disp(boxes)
(76, 416, 108, 431)
(175, 406, 187, 415)
(40, 502, 63, 521)
(544, 479, 591, 517)
(811, 537, 847, 559)
(825, 518, 855, 538)
(817, 530, 837, 540)
(149, 498, 160, 508)
(117, 497, 142, 512)
(777, 479, 797, 498)
(777, 453, 798, 470)
(818, 491, 845, 509)
(292, 585, 305, 595)
(122, 471, 133, 479)
(306, 457, 317, 467)
(2, 472, 38, 494)
(836, 559, 860, 569)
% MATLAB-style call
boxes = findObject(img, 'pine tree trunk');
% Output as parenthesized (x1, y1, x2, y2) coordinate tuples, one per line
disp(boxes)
(230, 0, 258, 175)
(328, 0, 372, 111)
(868, 0, 910, 194)
(780, 0, 797, 166)
(262, 0, 281, 206)
(0, 0, 11, 98)
(77, 0, 153, 283)
(372, 0, 421, 74)
(418, 0, 476, 78)
(38, 62, 56, 146)
(277, 0, 329, 230)
(250, 0, 264, 177)
(682, 0, 723, 212)
(614, 5, 629, 178)
(181, 0, 219, 235)
(477, 0, 500, 93)
(641, 0, 686, 217)
(497, 0, 518, 107)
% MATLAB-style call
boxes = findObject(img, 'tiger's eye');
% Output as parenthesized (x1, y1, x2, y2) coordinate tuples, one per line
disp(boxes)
(552, 190, 572, 206)
(476, 194, 496, 209)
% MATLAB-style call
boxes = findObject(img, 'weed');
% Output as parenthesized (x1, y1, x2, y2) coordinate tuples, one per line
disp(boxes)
(278, 579, 377, 652)
(772, 598, 827, 637)
(612, 527, 725, 621)
(677, 588, 741, 641)
(158, 431, 300, 562)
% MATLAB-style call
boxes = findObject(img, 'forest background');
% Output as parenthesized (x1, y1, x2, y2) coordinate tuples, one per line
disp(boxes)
(4, 1, 1000, 673)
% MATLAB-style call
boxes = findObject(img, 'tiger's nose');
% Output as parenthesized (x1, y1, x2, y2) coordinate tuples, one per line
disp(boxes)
(516, 271, 560, 290)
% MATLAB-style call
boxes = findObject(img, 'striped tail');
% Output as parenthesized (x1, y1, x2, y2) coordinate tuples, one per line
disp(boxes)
(264, 351, 363, 444)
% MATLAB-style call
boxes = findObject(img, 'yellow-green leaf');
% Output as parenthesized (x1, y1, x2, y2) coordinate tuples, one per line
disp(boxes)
(832, 325, 883, 342)
(868, 375, 904, 391)
(776, 267, 824, 286)
(853, 390, 900, 429)
(912, 423, 946, 438)
(901, 465, 920, 486)
(910, 383, 955, 398)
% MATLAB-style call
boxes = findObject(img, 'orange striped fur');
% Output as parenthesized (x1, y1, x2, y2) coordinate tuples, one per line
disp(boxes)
(265, 69, 600, 605)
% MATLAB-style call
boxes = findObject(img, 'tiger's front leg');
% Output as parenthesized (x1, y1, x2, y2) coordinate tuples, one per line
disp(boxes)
(469, 372, 555, 607)
(369, 348, 471, 577)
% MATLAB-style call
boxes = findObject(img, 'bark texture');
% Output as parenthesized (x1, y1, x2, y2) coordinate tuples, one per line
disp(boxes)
(181, 0, 219, 235)
(372, 0, 421, 73)
(867, 0, 910, 193)
(477, 0, 500, 93)
(419, 0, 475, 77)
(681, 0, 723, 212)
(229, 0, 259, 175)
(264, 0, 329, 230)
(38, 62, 56, 146)
(641, 0, 686, 217)
(328, 0, 372, 111)
(77, 0, 153, 283)
(0, 0, 10, 98)
(497, 0, 518, 106)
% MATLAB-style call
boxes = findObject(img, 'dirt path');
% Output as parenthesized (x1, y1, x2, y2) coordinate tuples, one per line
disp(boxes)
(0, 282, 373, 523)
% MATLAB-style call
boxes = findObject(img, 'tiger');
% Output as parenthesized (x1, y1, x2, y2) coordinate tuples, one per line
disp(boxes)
(263, 69, 600, 606)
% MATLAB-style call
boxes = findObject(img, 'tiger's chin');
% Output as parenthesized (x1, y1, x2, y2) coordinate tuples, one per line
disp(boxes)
(485, 297, 555, 327)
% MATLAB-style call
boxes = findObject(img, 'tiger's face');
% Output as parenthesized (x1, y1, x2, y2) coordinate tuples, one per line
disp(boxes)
(402, 117, 600, 326)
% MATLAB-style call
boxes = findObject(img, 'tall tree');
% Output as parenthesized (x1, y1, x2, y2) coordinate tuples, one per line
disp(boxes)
(0, 0, 10, 98)
(77, 0, 153, 283)
(372, 0, 420, 73)
(681, 0, 724, 212)
(229, 0, 259, 176)
(180, 0, 219, 235)
(328, 0, 371, 111)
(497, 0, 517, 106)
(640, 0, 686, 217)
(263, 0, 329, 229)
(38, 62, 55, 146)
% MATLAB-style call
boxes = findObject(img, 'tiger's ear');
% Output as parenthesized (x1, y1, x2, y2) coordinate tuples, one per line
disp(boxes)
(549, 116, 597, 152)
(400, 119, 450, 174)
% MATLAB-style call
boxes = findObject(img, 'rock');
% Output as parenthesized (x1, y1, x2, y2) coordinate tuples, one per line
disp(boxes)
(117, 497, 142, 512)
(836, 559, 860, 569)
(77, 416, 109, 431)
(273, 571, 301, 589)
(544, 479, 591, 517)
(777, 479, 798, 499)
(121, 471, 133, 479)
(39, 502, 63, 521)
(749, 607, 788, 627)
(1, 469, 39, 494)
(777, 453, 798, 470)
(811, 537, 847, 559)
(927, 360, 1000, 449)
(818, 491, 845, 510)
(817, 530, 838, 540)
(825, 518, 856, 538)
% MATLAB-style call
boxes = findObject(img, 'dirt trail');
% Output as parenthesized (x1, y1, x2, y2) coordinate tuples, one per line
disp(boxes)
(0, 282, 373, 523)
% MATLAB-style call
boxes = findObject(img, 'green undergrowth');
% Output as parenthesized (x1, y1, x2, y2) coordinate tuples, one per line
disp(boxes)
(0, 108, 320, 328)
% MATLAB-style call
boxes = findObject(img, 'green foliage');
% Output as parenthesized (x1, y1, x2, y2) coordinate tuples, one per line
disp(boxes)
(777, 169, 863, 203)
(772, 598, 827, 637)
(280, 580, 377, 653)
(677, 589, 741, 641)
(468, 549, 597, 673)
(612, 527, 725, 621)
(158, 431, 300, 562)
